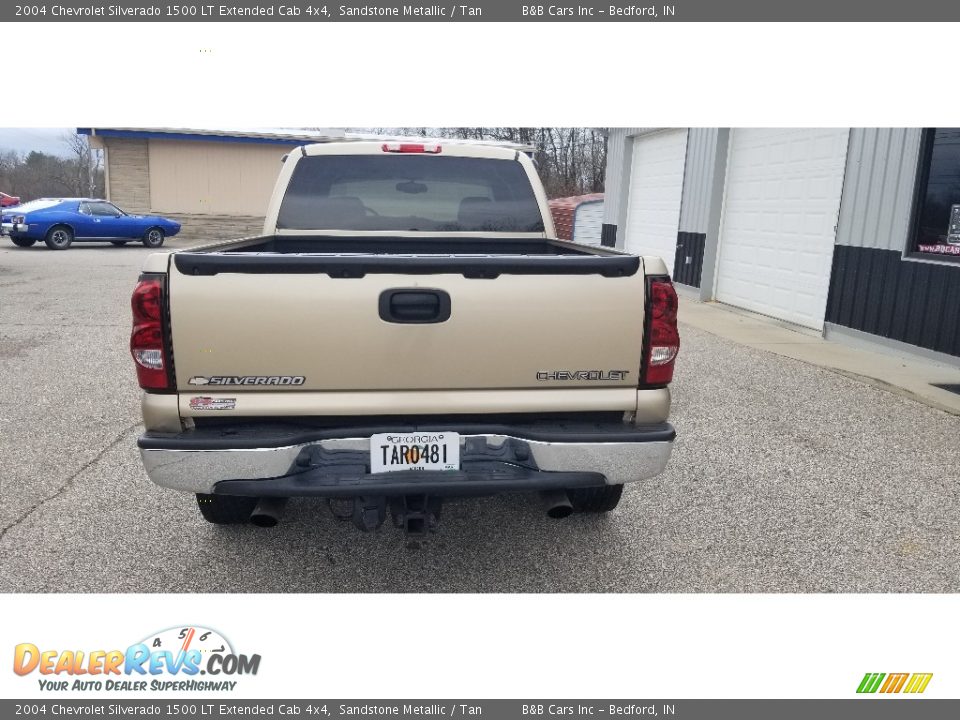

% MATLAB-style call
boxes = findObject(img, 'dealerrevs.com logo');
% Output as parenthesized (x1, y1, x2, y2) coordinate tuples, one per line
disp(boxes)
(13, 626, 261, 693)
(857, 672, 933, 694)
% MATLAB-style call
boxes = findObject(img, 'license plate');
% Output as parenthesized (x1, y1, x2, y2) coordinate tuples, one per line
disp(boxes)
(370, 432, 460, 473)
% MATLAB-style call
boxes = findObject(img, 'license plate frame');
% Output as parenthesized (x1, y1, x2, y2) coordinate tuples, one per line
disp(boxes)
(370, 432, 460, 473)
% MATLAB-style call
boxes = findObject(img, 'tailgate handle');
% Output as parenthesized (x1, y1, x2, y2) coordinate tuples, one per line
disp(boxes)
(379, 289, 451, 324)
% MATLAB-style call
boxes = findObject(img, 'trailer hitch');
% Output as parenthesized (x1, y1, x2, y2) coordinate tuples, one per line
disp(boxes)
(390, 495, 442, 536)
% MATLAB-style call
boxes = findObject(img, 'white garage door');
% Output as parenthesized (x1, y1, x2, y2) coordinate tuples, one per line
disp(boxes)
(716, 128, 849, 330)
(572, 200, 604, 246)
(623, 129, 688, 276)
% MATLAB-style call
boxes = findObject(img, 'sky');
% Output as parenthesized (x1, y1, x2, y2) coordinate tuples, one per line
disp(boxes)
(0, 128, 74, 157)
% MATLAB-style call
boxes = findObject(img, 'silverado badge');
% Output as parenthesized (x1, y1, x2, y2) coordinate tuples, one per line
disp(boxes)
(188, 376, 306, 386)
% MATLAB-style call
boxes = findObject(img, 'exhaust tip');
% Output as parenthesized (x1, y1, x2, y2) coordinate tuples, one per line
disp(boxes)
(541, 489, 573, 519)
(249, 497, 288, 528)
(250, 513, 279, 528)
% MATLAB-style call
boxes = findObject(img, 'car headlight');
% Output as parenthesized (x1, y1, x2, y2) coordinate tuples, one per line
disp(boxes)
(14, 216, 26, 224)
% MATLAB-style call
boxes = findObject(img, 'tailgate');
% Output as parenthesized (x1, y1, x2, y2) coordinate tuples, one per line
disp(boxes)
(167, 254, 646, 394)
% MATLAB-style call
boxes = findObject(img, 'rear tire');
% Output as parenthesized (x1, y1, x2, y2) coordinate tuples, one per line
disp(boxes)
(196, 494, 257, 524)
(567, 485, 623, 513)
(44, 225, 73, 250)
(142, 227, 165, 248)
(11, 236, 36, 247)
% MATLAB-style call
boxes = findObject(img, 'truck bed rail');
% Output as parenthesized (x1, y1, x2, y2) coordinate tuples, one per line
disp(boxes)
(173, 251, 639, 278)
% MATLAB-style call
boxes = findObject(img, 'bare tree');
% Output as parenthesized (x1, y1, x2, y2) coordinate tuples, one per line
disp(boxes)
(0, 138, 105, 202)
(62, 132, 103, 197)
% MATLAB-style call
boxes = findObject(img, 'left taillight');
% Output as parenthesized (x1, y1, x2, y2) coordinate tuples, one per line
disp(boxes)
(130, 274, 172, 391)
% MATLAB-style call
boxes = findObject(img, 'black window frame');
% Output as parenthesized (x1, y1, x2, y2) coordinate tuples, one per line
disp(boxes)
(905, 128, 960, 265)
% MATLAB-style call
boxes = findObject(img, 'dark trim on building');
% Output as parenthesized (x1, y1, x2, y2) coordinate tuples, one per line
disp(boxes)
(78, 128, 321, 147)
(905, 128, 935, 256)
(826, 244, 960, 357)
(600, 223, 617, 248)
(672, 231, 706, 288)
(902, 128, 960, 266)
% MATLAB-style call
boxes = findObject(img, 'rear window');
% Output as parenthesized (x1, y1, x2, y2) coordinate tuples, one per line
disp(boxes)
(9, 199, 65, 214)
(277, 155, 545, 232)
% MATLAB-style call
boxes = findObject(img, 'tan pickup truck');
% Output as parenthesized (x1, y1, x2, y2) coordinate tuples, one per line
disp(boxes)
(131, 140, 679, 535)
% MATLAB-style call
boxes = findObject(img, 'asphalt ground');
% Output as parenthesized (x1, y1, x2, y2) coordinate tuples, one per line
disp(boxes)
(1, 239, 958, 592)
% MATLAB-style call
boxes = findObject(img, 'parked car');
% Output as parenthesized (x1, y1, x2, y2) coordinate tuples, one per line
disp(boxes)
(2, 198, 181, 250)
(133, 141, 679, 536)
(0, 192, 21, 208)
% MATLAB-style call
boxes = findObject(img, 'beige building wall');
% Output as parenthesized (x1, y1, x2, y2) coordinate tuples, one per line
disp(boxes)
(147, 139, 291, 216)
(105, 138, 151, 214)
(99, 135, 301, 241)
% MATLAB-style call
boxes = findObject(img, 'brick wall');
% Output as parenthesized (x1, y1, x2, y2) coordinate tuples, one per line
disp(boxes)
(105, 138, 151, 213)
(165, 214, 265, 242)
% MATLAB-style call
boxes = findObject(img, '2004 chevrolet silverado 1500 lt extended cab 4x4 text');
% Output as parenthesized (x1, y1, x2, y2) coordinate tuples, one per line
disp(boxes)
(132, 140, 679, 535)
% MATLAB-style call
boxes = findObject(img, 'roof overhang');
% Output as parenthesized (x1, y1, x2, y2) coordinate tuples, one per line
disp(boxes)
(78, 127, 348, 146)
(77, 127, 535, 153)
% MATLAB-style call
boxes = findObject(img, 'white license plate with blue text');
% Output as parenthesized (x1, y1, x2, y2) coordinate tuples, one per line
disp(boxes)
(370, 432, 460, 473)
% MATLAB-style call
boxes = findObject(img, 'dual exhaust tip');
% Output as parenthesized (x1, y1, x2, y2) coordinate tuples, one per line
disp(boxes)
(247, 490, 574, 527)
(250, 497, 288, 528)
(541, 489, 573, 519)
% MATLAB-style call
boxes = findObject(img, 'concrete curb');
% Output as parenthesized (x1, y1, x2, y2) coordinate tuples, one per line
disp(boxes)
(678, 297, 960, 416)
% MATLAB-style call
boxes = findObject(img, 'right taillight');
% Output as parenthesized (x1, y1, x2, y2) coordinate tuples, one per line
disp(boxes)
(641, 276, 680, 386)
(130, 274, 172, 391)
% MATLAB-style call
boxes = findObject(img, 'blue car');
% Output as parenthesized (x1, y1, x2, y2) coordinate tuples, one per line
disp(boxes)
(2, 198, 181, 250)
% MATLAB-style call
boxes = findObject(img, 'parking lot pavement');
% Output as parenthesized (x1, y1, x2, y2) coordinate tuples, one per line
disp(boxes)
(1, 241, 958, 593)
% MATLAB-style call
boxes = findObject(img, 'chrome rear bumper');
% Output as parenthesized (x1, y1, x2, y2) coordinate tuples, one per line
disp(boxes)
(139, 423, 674, 496)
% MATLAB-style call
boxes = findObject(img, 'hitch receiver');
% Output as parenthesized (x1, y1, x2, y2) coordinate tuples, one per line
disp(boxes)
(390, 495, 442, 536)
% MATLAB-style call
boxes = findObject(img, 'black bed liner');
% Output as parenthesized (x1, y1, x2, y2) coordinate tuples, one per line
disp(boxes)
(172, 235, 639, 279)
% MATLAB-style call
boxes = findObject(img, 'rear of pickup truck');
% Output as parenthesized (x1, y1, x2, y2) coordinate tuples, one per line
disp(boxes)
(132, 141, 679, 534)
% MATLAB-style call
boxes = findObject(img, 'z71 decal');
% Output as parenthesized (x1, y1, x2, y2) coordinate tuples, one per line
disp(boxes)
(189, 397, 237, 411)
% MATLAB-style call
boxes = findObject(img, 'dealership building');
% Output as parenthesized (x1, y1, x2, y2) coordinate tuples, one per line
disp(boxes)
(79, 127, 537, 243)
(78, 127, 355, 240)
(601, 128, 960, 364)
